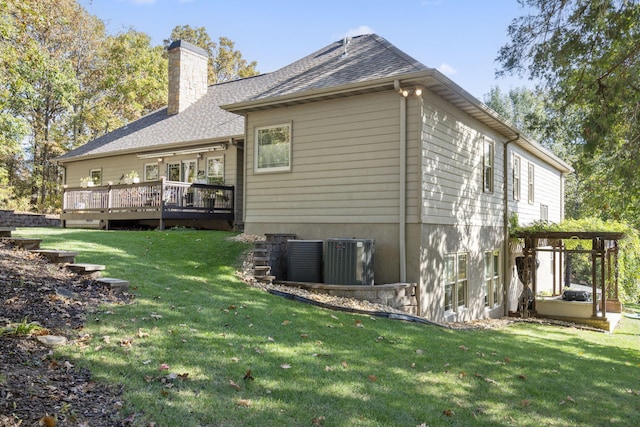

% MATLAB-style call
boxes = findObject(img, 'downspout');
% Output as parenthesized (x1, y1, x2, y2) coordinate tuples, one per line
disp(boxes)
(503, 134, 519, 316)
(394, 80, 407, 283)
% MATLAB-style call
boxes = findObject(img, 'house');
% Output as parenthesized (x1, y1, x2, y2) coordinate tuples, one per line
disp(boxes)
(58, 35, 572, 323)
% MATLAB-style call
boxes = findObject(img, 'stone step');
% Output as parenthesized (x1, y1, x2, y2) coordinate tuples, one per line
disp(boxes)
(253, 256, 270, 263)
(252, 248, 268, 254)
(253, 265, 271, 272)
(2, 237, 42, 250)
(67, 263, 106, 278)
(0, 227, 16, 238)
(96, 277, 130, 292)
(256, 275, 275, 283)
(31, 249, 79, 264)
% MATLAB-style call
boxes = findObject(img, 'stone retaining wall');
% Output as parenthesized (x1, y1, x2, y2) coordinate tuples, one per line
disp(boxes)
(0, 210, 61, 228)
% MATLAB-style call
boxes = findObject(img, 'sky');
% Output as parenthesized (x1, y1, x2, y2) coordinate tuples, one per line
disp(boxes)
(80, 0, 534, 100)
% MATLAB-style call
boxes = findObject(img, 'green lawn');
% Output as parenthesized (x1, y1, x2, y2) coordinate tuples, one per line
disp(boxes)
(17, 228, 640, 426)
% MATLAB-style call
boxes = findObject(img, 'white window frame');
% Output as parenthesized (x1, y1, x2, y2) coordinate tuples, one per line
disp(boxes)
(444, 252, 468, 312)
(483, 138, 494, 193)
(167, 162, 181, 182)
(513, 154, 521, 201)
(89, 168, 102, 185)
(255, 123, 292, 173)
(144, 163, 159, 181)
(540, 204, 549, 222)
(528, 163, 535, 204)
(484, 250, 502, 308)
(206, 155, 224, 184)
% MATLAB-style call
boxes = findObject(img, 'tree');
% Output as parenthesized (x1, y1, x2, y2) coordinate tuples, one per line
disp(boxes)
(497, 0, 640, 227)
(164, 25, 258, 84)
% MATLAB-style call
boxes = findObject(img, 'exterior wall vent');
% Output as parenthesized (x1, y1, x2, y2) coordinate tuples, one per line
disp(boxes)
(324, 238, 374, 285)
(287, 240, 323, 283)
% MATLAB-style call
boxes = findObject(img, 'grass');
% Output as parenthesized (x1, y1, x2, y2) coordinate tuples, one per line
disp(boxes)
(16, 228, 640, 426)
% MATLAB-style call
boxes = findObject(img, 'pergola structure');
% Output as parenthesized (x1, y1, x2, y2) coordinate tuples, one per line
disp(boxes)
(513, 230, 624, 324)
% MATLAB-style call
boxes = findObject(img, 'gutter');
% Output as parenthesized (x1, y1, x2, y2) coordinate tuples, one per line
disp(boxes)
(503, 133, 519, 316)
(394, 80, 408, 283)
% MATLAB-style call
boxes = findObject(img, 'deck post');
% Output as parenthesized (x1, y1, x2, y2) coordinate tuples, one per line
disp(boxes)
(159, 177, 165, 230)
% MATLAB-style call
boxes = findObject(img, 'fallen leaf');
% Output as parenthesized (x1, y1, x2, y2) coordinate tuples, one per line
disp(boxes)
(521, 399, 530, 407)
(368, 375, 377, 382)
(518, 374, 527, 380)
(341, 361, 349, 369)
(39, 416, 56, 427)
(281, 364, 291, 369)
(231, 357, 240, 363)
(144, 375, 154, 383)
(159, 364, 170, 371)
(484, 377, 498, 385)
(443, 409, 454, 417)
(243, 369, 254, 381)
(229, 379, 241, 391)
(150, 314, 162, 320)
(324, 366, 333, 372)
(120, 339, 133, 347)
(137, 329, 149, 338)
(330, 315, 338, 320)
(504, 357, 512, 363)
(354, 320, 364, 328)
(300, 333, 309, 339)
(459, 345, 469, 351)
(566, 395, 575, 403)
(312, 415, 326, 425)
(178, 373, 189, 380)
(267, 336, 275, 342)
(102, 336, 111, 343)
(281, 320, 290, 326)
(236, 399, 251, 407)
(458, 371, 466, 379)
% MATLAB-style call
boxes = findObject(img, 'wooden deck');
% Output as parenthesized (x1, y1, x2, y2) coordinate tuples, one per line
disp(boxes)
(61, 180, 234, 230)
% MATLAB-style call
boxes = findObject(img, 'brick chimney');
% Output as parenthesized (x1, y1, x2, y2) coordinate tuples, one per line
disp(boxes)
(167, 40, 208, 115)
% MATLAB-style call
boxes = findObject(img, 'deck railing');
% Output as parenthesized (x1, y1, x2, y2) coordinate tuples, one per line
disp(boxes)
(62, 179, 234, 227)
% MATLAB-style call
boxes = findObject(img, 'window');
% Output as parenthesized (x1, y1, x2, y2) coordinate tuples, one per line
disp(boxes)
(444, 253, 468, 312)
(89, 168, 102, 185)
(144, 163, 159, 181)
(513, 154, 521, 201)
(484, 250, 502, 308)
(167, 163, 180, 181)
(540, 204, 549, 222)
(483, 138, 494, 193)
(206, 156, 224, 184)
(255, 123, 291, 172)
(528, 163, 535, 204)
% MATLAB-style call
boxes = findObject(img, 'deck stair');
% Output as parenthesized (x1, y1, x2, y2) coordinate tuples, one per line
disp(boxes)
(2, 237, 42, 250)
(0, 227, 16, 238)
(66, 263, 106, 278)
(95, 277, 130, 292)
(252, 241, 275, 284)
(30, 249, 79, 264)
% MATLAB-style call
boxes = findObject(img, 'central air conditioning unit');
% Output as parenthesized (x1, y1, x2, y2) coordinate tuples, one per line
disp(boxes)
(287, 240, 323, 283)
(324, 238, 374, 285)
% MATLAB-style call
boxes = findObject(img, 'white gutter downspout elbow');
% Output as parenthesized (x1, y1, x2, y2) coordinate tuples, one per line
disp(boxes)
(394, 79, 407, 283)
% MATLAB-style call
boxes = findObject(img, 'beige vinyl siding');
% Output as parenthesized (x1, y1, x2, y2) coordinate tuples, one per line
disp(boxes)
(420, 91, 504, 227)
(62, 143, 239, 188)
(509, 146, 563, 225)
(244, 91, 414, 225)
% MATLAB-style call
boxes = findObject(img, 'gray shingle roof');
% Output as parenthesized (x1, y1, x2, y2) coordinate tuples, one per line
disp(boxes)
(58, 34, 428, 161)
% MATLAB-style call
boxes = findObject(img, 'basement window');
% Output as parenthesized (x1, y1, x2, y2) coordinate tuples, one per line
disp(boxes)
(255, 123, 291, 173)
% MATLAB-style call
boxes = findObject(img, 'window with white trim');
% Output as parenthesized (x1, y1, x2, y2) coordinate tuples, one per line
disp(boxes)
(513, 154, 521, 201)
(540, 204, 549, 222)
(90, 168, 102, 185)
(528, 163, 535, 204)
(255, 123, 291, 172)
(445, 253, 468, 312)
(483, 138, 494, 193)
(144, 163, 159, 181)
(206, 156, 224, 184)
(484, 250, 502, 308)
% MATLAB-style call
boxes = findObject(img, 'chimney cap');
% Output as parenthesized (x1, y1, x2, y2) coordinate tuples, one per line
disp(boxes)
(167, 40, 208, 58)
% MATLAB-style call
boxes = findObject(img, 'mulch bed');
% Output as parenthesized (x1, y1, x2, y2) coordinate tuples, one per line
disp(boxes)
(0, 242, 131, 426)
